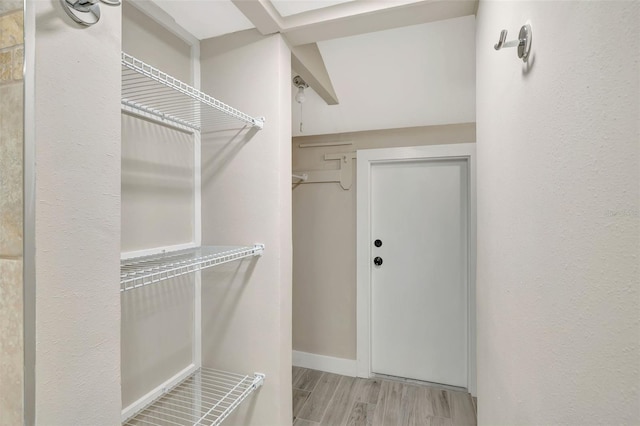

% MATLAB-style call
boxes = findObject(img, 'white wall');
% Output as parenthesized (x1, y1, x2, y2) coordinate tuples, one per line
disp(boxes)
(476, 1, 639, 424)
(121, 115, 194, 252)
(122, 0, 191, 83)
(121, 0, 194, 252)
(199, 30, 292, 425)
(292, 16, 476, 136)
(34, 2, 121, 424)
(292, 124, 475, 361)
(120, 3, 196, 408)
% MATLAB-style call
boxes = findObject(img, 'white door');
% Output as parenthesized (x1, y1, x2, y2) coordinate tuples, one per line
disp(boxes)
(370, 158, 468, 388)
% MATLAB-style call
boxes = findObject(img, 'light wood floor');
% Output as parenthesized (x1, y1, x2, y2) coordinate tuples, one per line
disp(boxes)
(292, 367, 477, 426)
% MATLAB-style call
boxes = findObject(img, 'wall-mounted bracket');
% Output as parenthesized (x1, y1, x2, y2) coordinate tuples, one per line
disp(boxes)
(494, 24, 532, 62)
(253, 244, 265, 256)
(293, 152, 356, 190)
(253, 373, 266, 388)
(60, 0, 120, 27)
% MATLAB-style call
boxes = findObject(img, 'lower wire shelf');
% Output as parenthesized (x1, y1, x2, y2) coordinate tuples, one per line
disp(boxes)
(124, 368, 265, 426)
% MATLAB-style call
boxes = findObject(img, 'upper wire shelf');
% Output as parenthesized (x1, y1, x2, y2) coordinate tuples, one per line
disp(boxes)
(123, 368, 265, 426)
(121, 52, 264, 133)
(120, 245, 264, 292)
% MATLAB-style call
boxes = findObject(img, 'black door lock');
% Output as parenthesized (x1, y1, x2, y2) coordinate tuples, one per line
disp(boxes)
(374, 257, 383, 266)
(374, 239, 382, 247)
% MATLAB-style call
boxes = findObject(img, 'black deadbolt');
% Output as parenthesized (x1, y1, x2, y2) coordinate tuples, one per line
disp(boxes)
(374, 239, 382, 247)
(374, 256, 383, 266)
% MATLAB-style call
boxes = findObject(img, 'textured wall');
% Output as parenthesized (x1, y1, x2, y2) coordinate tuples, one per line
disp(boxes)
(292, 124, 475, 360)
(200, 30, 292, 425)
(34, 2, 122, 424)
(476, 1, 639, 424)
(0, 3, 23, 424)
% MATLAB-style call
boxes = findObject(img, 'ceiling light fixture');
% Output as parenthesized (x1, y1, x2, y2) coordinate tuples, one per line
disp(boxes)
(293, 76, 309, 104)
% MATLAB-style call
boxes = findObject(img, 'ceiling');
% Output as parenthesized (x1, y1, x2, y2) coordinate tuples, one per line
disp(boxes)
(153, 0, 254, 40)
(153, 0, 359, 40)
(152, 0, 476, 42)
(146, 0, 477, 106)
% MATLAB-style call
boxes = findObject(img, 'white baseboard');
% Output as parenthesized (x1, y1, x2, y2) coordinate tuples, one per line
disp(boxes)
(292, 350, 358, 377)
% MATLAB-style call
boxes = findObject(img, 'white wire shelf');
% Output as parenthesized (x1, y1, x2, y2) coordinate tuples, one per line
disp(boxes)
(120, 245, 264, 292)
(121, 52, 264, 133)
(124, 368, 265, 426)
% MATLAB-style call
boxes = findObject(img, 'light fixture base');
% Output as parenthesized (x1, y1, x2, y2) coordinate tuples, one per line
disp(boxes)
(293, 76, 308, 89)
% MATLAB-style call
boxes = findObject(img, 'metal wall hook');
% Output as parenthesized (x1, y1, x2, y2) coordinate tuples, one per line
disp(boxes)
(494, 24, 532, 62)
(60, 0, 120, 27)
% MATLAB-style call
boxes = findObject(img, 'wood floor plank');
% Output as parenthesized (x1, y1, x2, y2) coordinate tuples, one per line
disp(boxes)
(346, 402, 376, 426)
(293, 366, 305, 385)
(409, 386, 453, 425)
(321, 376, 359, 426)
(399, 384, 419, 426)
(366, 403, 375, 426)
(410, 387, 432, 426)
(428, 417, 453, 426)
(293, 388, 312, 421)
(294, 419, 321, 426)
(297, 372, 341, 422)
(346, 401, 367, 426)
(294, 368, 324, 392)
(429, 388, 451, 418)
(371, 380, 390, 425)
(449, 390, 476, 426)
(380, 381, 404, 425)
(354, 378, 382, 405)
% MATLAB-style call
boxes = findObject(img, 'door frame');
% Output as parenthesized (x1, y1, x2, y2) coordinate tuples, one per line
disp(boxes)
(356, 143, 476, 396)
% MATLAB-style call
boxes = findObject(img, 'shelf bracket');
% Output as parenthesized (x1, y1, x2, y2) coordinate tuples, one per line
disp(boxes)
(253, 373, 266, 388)
(253, 244, 265, 256)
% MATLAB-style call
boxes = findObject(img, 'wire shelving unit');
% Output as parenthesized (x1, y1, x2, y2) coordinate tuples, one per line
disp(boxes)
(120, 51, 266, 426)
(121, 52, 264, 133)
(120, 245, 264, 292)
(123, 368, 265, 426)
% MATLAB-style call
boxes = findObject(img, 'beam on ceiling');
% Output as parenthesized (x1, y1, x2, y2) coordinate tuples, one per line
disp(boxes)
(291, 43, 339, 105)
(230, 0, 282, 35)
(283, 0, 478, 46)
(282, 0, 422, 31)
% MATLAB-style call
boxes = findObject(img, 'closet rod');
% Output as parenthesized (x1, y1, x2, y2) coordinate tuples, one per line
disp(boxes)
(292, 173, 308, 181)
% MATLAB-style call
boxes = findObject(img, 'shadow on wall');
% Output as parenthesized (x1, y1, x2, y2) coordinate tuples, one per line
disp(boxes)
(121, 274, 195, 406)
(121, 114, 196, 251)
(122, 113, 194, 191)
(201, 259, 259, 357)
(522, 51, 536, 77)
(201, 126, 260, 185)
